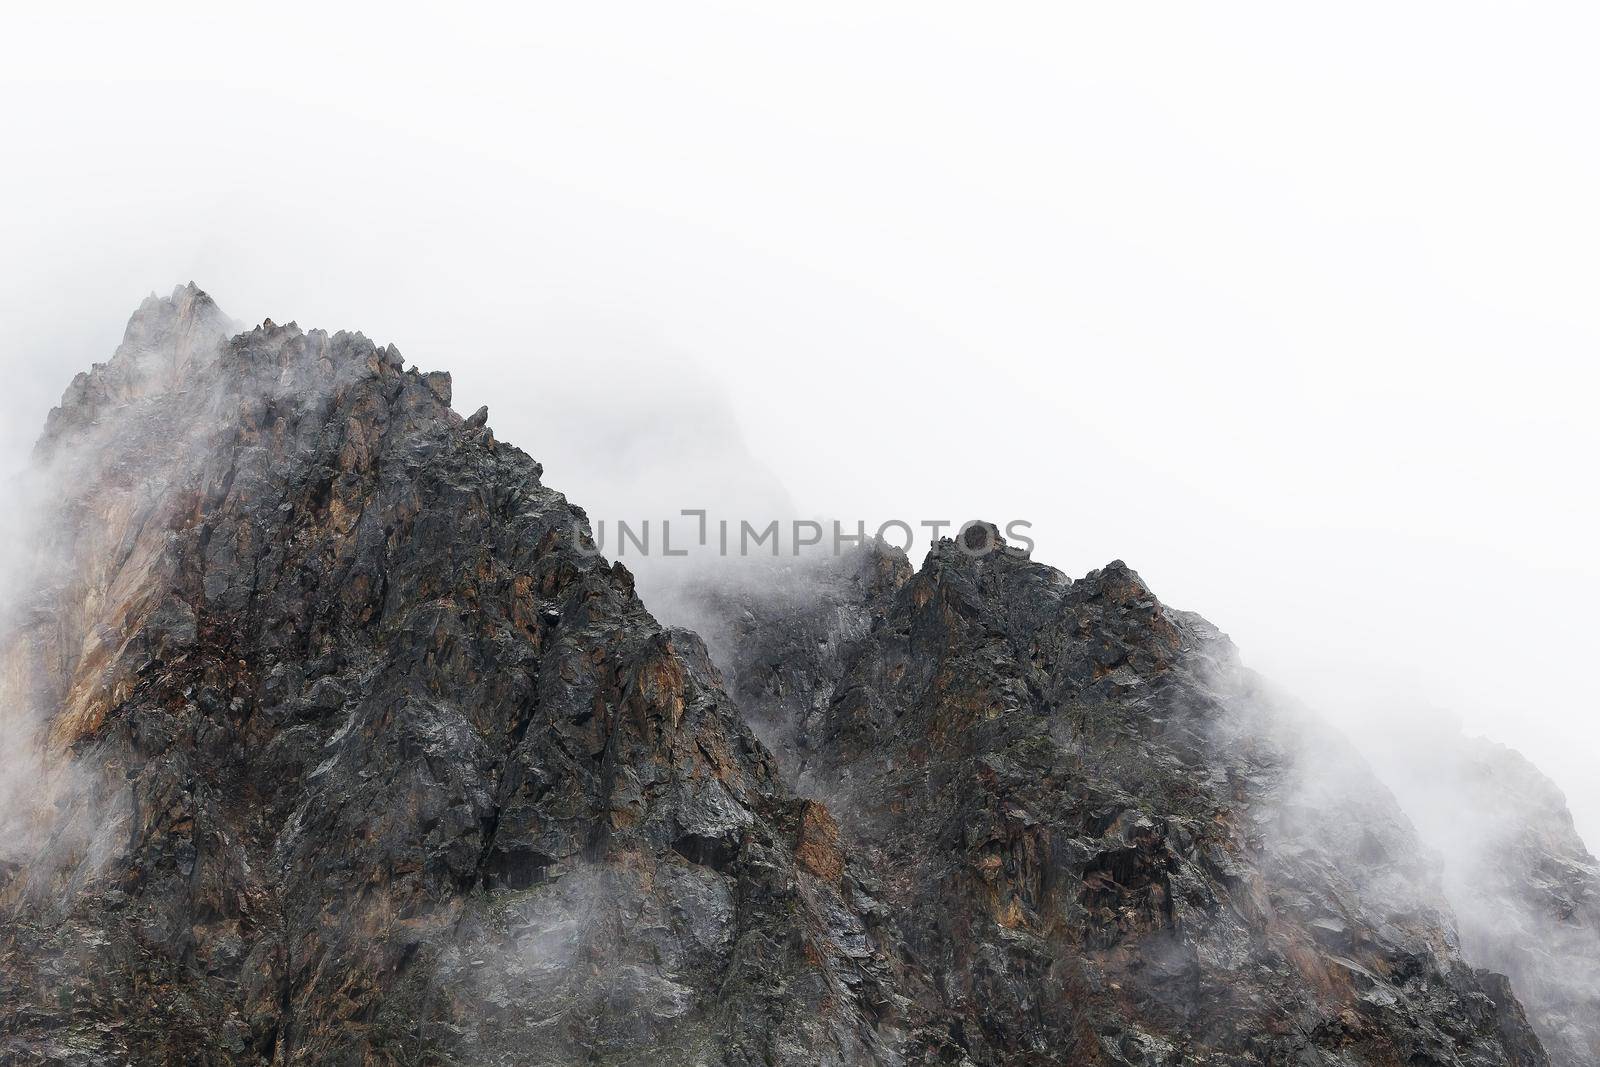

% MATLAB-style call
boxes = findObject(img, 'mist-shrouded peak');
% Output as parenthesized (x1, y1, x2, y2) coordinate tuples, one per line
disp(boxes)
(0, 289, 924, 1064)
(36, 282, 234, 456)
(0, 288, 1585, 1066)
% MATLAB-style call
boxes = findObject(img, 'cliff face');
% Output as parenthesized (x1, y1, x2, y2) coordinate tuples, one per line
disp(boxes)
(689, 538, 1556, 1066)
(0, 286, 1575, 1066)
(0, 287, 915, 1065)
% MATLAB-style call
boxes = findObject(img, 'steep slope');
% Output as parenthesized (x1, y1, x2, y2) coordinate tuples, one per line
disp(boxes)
(691, 532, 1553, 1066)
(0, 286, 917, 1066)
(1372, 733, 1600, 1067)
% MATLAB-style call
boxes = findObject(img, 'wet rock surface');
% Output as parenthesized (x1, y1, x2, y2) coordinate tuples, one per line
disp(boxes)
(0, 285, 1579, 1066)
(1, 287, 912, 1065)
(690, 538, 1561, 1066)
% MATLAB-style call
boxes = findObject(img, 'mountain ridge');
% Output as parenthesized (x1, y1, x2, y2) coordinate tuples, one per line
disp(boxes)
(0, 285, 1587, 1066)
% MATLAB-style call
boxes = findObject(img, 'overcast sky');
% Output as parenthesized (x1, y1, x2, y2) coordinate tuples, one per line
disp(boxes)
(3, 3, 1597, 842)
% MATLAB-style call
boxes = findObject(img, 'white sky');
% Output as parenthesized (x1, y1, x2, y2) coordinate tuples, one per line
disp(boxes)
(3, 3, 1597, 842)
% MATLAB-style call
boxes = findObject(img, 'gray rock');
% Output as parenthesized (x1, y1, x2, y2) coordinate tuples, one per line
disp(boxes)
(685, 538, 1558, 1065)
(0, 287, 902, 1066)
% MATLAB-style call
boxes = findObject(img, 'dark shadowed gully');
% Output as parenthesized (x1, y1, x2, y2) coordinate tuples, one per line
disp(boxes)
(0, 286, 1591, 1066)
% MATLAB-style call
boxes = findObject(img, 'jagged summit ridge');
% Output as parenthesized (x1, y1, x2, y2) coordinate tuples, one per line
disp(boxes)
(38, 282, 231, 455)
(685, 520, 1556, 1064)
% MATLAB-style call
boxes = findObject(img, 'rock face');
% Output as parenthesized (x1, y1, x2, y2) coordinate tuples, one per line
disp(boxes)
(0, 286, 914, 1065)
(1371, 735, 1600, 1067)
(0, 286, 1574, 1066)
(689, 537, 1558, 1066)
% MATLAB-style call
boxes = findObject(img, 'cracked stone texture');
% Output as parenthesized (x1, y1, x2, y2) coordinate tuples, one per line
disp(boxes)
(1, 286, 919, 1065)
(687, 533, 1562, 1066)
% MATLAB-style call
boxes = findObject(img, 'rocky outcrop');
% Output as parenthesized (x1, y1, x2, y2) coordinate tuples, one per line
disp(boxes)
(0, 286, 918, 1065)
(691, 534, 1557, 1065)
(0, 286, 1573, 1066)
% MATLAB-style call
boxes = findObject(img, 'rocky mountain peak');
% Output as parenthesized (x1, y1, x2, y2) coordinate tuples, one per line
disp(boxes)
(2, 287, 915, 1064)
(1, 286, 1588, 1066)
(37, 282, 232, 457)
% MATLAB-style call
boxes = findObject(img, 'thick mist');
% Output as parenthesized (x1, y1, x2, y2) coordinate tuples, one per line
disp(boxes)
(4, 6, 1597, 847)
(0, 287, 240, 904)
(0, 426, 127, 898)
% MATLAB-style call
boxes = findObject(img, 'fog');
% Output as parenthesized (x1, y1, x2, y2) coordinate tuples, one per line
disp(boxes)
(3, 3, 1597, 847)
